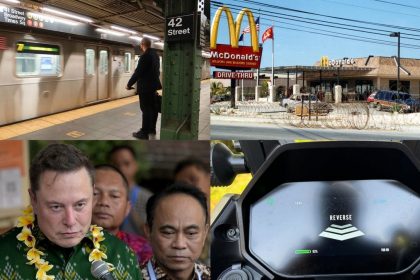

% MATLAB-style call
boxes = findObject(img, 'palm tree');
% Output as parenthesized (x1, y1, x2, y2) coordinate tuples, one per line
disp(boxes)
(261, 81, 269, 97)
(211, 81, 225, 96)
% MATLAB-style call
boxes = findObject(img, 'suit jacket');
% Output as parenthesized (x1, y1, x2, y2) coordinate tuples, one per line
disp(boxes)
(127, 48, 162, 94)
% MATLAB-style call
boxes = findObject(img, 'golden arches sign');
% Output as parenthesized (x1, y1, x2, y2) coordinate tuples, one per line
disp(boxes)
(320, 56, 329, 67)
(210, 6, 259, 53)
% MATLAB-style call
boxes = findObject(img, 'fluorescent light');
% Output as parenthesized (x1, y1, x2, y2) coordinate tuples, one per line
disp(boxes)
(111, 25, 137, 34)
(153, 42, 164, 49)
(129, 36, 143, 42)
(96, 28, 125, 37)
(4, 0, 20, 3)
(41, 7, 93, 23)
(27, 12, 79, 26)
(143, 34, 160, 41)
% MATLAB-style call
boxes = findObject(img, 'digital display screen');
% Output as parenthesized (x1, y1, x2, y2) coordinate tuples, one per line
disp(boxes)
(249, 180, 420, 277)
(40, 57, 53, 70)
(16, 42, 60, 55)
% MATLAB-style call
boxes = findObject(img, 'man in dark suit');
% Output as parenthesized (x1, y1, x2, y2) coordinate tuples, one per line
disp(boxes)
(127, 37, 162, 140)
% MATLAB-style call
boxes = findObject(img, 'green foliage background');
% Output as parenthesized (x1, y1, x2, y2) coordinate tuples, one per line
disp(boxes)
(29, 141, 151, 179)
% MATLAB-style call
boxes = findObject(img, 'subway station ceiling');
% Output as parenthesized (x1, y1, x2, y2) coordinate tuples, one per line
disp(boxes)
(30, 0, 164, 39)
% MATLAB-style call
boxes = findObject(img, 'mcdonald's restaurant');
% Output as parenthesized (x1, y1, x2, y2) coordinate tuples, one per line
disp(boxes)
(253, 55, 420, 100)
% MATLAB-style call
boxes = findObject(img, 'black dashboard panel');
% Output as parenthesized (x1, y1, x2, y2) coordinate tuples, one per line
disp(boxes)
(211, 142, 420, 279)
(249, 180, 420, 277)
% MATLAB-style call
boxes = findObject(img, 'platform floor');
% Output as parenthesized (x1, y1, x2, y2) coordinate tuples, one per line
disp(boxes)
(0, 80, 210, 140)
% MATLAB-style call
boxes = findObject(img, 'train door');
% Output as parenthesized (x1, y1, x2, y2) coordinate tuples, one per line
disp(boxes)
(85, 46, 109, 103)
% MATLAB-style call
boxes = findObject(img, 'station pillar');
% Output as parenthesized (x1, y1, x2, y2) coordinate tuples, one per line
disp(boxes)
(160, 0, 209, 139)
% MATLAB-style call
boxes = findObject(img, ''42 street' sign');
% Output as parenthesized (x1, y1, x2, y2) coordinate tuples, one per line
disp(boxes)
(166, 14, 195, 41)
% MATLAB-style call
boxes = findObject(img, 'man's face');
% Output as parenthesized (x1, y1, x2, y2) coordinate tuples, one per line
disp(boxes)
(30, 168, 93, 248)
(110, 149, 137, 184)
(92, 169, 130, 235)
(175, 166, 210, 198)
(140, 42, 147, 52)
(145, 194, 208, 276)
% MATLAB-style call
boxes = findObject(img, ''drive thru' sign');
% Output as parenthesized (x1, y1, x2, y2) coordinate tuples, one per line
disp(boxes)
(213, 71, 254, 79)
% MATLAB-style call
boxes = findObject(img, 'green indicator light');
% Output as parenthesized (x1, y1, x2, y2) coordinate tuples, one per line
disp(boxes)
(295, 249, 311, 254)
(27, 46, 58, 52)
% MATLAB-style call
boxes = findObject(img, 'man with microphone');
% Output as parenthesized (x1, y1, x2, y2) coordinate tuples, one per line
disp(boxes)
(0, 144, 141, 280)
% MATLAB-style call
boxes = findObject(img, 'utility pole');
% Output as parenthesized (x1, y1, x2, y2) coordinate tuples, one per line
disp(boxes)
(390, 32, 401, 95)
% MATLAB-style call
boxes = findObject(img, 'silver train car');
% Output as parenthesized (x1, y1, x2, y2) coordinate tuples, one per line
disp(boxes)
(0, 25, 162, 126)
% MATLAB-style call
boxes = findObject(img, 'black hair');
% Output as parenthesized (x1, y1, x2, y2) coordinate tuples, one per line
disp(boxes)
(146, 183, 209, 229)
(173, 157, 210, 177)
(94, 164, 130, 200)
(30, 143, 94, 193)
(108, 145, 137, 161)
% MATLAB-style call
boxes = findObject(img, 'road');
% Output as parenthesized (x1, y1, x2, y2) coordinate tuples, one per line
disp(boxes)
(211, 118, 420, 140)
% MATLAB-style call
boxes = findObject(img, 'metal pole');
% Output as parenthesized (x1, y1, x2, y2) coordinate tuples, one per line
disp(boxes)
(241, 40, 244, 101)
(256, 68, 260, 86)
(271, 33, 274, 102)
(302, 71, 305, 89)
(397, 33, 400, 95)
(161, 0, 203, 139)
(319, 70, 322, 101)
(231, 72, 236, 109)
(336, 68, 339, 84)
(390, 32, 401, 95)
(272, 34, 274, 86)
(241, 74, 244, 101)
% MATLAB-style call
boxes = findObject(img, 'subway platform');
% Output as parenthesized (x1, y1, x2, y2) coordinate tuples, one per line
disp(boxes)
(0, 81, 210, 140)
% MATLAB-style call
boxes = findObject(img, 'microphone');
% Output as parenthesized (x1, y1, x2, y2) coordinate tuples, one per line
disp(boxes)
(91, 260, 115, 280)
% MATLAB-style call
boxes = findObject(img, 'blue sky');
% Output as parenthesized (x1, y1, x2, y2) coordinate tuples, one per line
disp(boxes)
(211, 0, 420, 68)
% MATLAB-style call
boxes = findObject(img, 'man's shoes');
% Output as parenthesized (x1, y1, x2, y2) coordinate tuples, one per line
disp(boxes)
(132, 130, 149, 140)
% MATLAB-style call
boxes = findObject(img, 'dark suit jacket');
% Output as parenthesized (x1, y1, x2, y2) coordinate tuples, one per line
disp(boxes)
(127, 48, 162, 94)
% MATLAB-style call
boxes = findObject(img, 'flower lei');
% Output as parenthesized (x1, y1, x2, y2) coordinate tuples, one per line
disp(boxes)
(16, 205, 114, 280)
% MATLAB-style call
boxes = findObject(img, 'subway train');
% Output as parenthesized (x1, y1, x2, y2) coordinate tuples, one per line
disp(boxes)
(0, 2, 210, 127)
(0, 23, 165, 126)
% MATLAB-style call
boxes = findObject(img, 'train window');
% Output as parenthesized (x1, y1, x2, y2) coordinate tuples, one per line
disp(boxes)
(99, 50, 108, 75)
(124, 52, 131, 72)
(15, 42, 61, 77)
(85, 49, 95, 76)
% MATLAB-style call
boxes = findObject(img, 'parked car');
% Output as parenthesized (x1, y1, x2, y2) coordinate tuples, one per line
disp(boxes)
(211, 94, 230, 104)
(282, 93, 332, 114)
(367, 92, 376, 103)
(373, 90, 420, 112)
(281, 93, 317, 112)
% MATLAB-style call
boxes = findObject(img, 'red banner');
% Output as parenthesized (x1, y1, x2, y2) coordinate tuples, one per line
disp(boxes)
(213, 71, 254, 79)
(210, 44, 262, 69)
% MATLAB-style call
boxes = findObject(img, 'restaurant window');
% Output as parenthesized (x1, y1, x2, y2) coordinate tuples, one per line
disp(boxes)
(389, 80, 410, 93)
